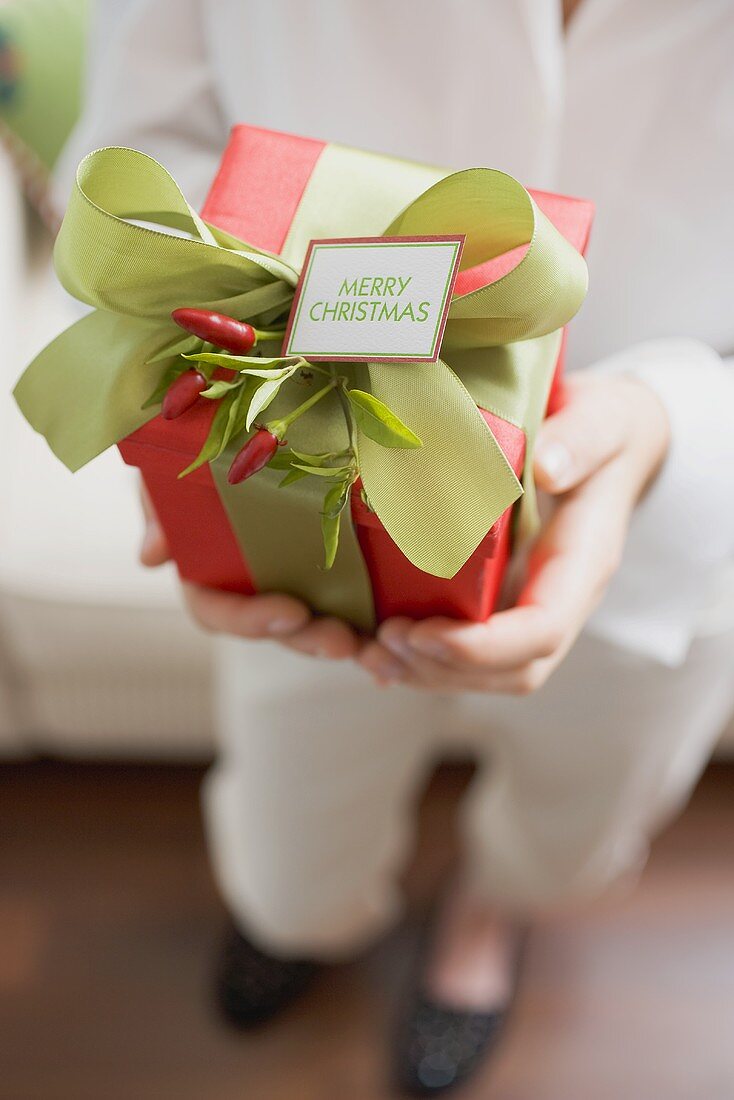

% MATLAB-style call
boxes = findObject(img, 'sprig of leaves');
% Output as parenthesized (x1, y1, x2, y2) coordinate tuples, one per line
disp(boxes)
(269, 447, 357, 569)
(148, 341, 423, 568)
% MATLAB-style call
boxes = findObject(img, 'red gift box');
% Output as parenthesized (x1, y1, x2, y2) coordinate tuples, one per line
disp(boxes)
(119, 126, 594, 625)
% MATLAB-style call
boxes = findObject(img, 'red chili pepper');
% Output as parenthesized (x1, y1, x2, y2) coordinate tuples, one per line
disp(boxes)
(227, 429, 280, 485)
(161, 369, 207, 419)
(171, 308, 256, 354)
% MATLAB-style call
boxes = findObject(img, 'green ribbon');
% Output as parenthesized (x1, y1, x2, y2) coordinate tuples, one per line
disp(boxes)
(13, 145, 587, 629)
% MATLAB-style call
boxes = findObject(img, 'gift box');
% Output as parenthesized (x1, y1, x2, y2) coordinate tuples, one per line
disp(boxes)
(14, 126, 593, 631)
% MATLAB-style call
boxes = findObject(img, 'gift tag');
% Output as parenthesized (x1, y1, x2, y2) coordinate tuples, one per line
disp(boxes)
(284, 235, 464, 363)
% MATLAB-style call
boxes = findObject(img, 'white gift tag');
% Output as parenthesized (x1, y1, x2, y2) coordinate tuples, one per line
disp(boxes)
(284, 235, 464, 363)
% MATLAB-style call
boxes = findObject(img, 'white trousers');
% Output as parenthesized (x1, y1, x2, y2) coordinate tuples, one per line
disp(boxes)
(203, 629, 734, 958)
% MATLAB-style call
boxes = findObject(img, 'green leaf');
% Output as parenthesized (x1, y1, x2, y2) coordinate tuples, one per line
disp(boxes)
(276, 451, 353, 488)
(176, 379, 257, 479)
(347, 389, 422, 448)
(246, 377, 282, 429)
(223, 380, 257, 445)
(178, 389, 240, 477)
(323, 478, 352, 519)
(239, 364, 301, 380)
(201, 377, 245, 400)
(321, 485, 344, 570)
(320, 480, 352, 570)
(146, 333, 198, 364)
(245, 364, 299, 430)
(291, 463, 353, 479)
(185, 352, 300, 374)
(290, 449, 350, 467)
(278, 467, 311, 488)
(321, 510, 340, 569)
(141, 362, 186, 410)
(267, 448, 297, 470)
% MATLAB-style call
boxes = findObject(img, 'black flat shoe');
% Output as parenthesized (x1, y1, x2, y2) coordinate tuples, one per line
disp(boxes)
(394, 994, 508, 1096)
(215, 923, 320, 1027)
(394, 924, 526, 1096)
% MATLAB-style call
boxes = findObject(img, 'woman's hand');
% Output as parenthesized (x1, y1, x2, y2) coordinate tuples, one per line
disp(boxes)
(139, 482, 363, 659)
(359, 373, 670, 692)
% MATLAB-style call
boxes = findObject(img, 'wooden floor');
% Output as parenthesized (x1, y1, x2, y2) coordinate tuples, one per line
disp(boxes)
(1, 760, 733, 1100)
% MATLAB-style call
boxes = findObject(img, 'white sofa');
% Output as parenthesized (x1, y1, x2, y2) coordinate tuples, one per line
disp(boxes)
(0, 145, 214, 757)
(1, 146, 731, 759)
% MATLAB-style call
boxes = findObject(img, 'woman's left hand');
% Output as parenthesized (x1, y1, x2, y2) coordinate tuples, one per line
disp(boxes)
(359, 373, 670, 693)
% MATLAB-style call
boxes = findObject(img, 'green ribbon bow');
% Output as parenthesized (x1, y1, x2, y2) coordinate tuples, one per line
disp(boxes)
(14, 145, 587, 629)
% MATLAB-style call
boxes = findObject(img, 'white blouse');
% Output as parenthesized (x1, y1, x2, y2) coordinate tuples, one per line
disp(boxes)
(56, 0, 734, 665)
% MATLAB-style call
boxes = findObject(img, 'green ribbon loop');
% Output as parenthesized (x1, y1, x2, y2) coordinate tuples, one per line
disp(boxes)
(357, 167, 588, 576)
(14, 145, 587, 610)
(56, 147, 298, 318)
(388, 168, 588, 344)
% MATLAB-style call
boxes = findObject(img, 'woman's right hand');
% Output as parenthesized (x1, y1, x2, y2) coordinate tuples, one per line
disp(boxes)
(139, 482, 362, 659)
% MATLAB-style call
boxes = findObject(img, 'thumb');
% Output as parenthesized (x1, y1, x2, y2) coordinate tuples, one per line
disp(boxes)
(139, 480, 171, 567)
(534, 377, 627, 494)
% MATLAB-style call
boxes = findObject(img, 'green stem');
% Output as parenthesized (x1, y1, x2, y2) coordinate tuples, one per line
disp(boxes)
(252, 325, 287, 342)
(268, 377, 338, 437)
(331, 365, 355, 452)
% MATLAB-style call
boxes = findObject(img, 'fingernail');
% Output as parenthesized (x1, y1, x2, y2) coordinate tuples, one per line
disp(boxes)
(267, 618, 302, 636)
(410, 636, 449, 660)
(382, 634, 412, 660)
(536, 441, 573, 488)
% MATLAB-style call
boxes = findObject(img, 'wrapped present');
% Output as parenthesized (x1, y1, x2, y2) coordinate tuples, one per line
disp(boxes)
(14, 125, 593, 631)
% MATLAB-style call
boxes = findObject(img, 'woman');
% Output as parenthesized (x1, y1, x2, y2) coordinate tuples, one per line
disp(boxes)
(60, 0, 734, 1092)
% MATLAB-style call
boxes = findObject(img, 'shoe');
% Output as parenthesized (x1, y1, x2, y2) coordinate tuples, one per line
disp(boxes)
(394, 993, 509, 1095)
(394, 926, 525, 1095)
(215, 923, 320, 1027)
